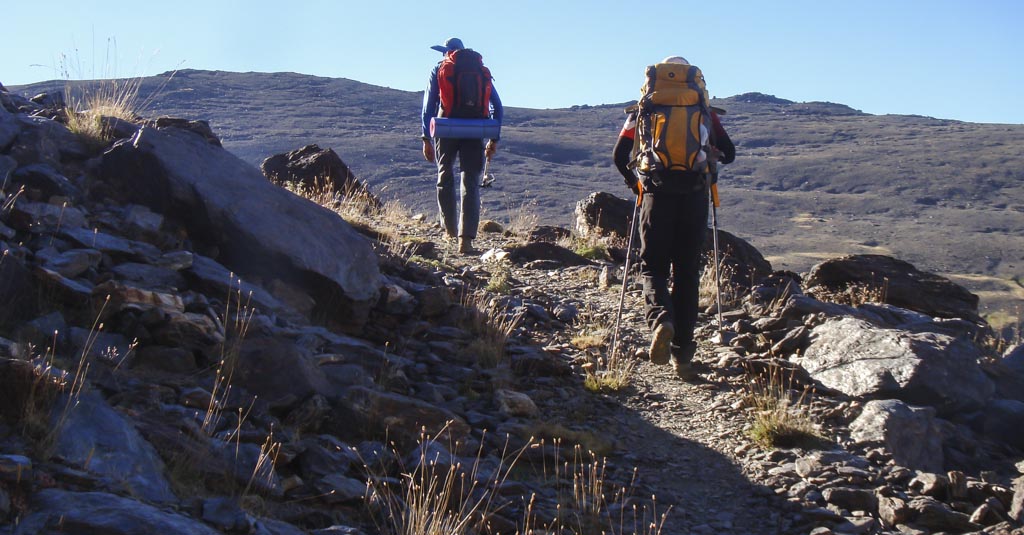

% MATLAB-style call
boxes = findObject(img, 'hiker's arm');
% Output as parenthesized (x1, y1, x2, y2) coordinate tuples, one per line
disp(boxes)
(613, 135, 634, 182)
(613, 134, 638, 195)
(421, 67, 440, 140)
(489, 86, 503, 141)
(613, 112, 638, 187)
(711, 113, 735, 164)
(421, 68, 440, 162)
(483, 86, 502, 160)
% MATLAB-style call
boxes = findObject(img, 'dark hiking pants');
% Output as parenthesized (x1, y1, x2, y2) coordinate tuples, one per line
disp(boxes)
(435, 137, 484, 239)
(639, 188, 709, 349)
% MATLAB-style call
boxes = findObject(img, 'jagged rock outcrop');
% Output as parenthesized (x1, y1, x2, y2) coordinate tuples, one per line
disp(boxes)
(805, 254, 981, 322)
(261, 144, 374, 202)
(98, 126, 381, 328)
(574, 191, 633, 238)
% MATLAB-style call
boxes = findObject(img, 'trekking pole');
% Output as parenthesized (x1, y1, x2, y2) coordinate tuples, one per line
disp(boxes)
(610, 182, 642, 360)
(709, 173, 724, 333)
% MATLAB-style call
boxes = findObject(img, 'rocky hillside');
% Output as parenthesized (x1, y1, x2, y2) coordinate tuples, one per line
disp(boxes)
(2, 80, 1024, 535)
(13, 70, 1024, 323)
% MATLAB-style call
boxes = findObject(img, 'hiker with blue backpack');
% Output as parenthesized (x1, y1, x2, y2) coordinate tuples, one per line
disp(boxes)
(613, 56, 735, 379)
(421, 37, 504, 254)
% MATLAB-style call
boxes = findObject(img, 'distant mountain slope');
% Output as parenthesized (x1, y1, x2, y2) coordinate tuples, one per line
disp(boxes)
(14, 70, 1024, 317)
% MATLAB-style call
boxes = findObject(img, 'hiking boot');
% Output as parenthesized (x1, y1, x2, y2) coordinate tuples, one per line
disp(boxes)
(649, 321, 675, 365)
(671, 357, 699, 380)
(458, 237, 475, 254)
(671, 341, 699, 380)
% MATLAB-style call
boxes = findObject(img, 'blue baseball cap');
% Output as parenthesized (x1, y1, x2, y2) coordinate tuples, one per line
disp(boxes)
(430, 37, 464, 53)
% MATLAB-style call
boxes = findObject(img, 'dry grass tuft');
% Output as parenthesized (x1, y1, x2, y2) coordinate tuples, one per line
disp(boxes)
(460, 291, 521, 368)
(516, 439, 669, 535)
(559, 233, 613, 262)
(810, 280, 887, 308)
(698, 254, 744, 311)
(484, 260, 513, 295)
(202, 275, 255, 435)
(58, 46, 178, 148)
(280, 178, 419, 263)
(365, 426, 527, 535)
(64, 78, 141, 146)
(502, 196, 541, 237)
(744, 365, 824, 450)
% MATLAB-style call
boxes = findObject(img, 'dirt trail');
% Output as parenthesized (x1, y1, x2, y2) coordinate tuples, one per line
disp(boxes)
(437, 230, 800, 535)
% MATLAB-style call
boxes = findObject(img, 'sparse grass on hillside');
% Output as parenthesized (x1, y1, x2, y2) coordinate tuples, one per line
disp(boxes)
(484, 259, 513, 294)
(281, 177, 419, 264)
(501, 196, 540, 237)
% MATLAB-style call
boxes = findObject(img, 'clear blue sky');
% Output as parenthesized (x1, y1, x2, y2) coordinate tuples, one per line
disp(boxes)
(3, 0, 1022, 124)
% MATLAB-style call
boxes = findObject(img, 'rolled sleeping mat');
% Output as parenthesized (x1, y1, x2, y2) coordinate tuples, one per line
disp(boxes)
(430, 117, 502, 139)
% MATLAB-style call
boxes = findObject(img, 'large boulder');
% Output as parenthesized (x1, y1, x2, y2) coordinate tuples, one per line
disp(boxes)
(98, 126, 380, 329)
(574, 192, 633, 238)
(805, 254, 981, 322)
(260, 144, 373, 201)
(794, 317, 994, 415)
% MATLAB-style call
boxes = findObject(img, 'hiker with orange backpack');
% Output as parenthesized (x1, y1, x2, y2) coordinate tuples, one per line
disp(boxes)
(421, 37, 504, 254)
(613, 56, 735, 379)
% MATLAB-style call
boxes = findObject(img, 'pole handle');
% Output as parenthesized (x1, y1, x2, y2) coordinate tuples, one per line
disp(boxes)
(711, 182, 720, 208)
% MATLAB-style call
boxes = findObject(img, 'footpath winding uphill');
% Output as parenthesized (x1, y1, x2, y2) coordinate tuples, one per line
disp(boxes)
(427, 216, 1024, 535)
(426, 229, 788, 535)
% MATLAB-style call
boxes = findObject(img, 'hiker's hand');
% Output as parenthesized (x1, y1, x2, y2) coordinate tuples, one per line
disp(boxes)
(485, 140, 498, 161)
(422, 139, 435, 163)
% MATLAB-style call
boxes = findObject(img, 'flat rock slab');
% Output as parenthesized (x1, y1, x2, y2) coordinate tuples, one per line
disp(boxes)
(15, 489, 220, 535)
(795, 317, 994, 415)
